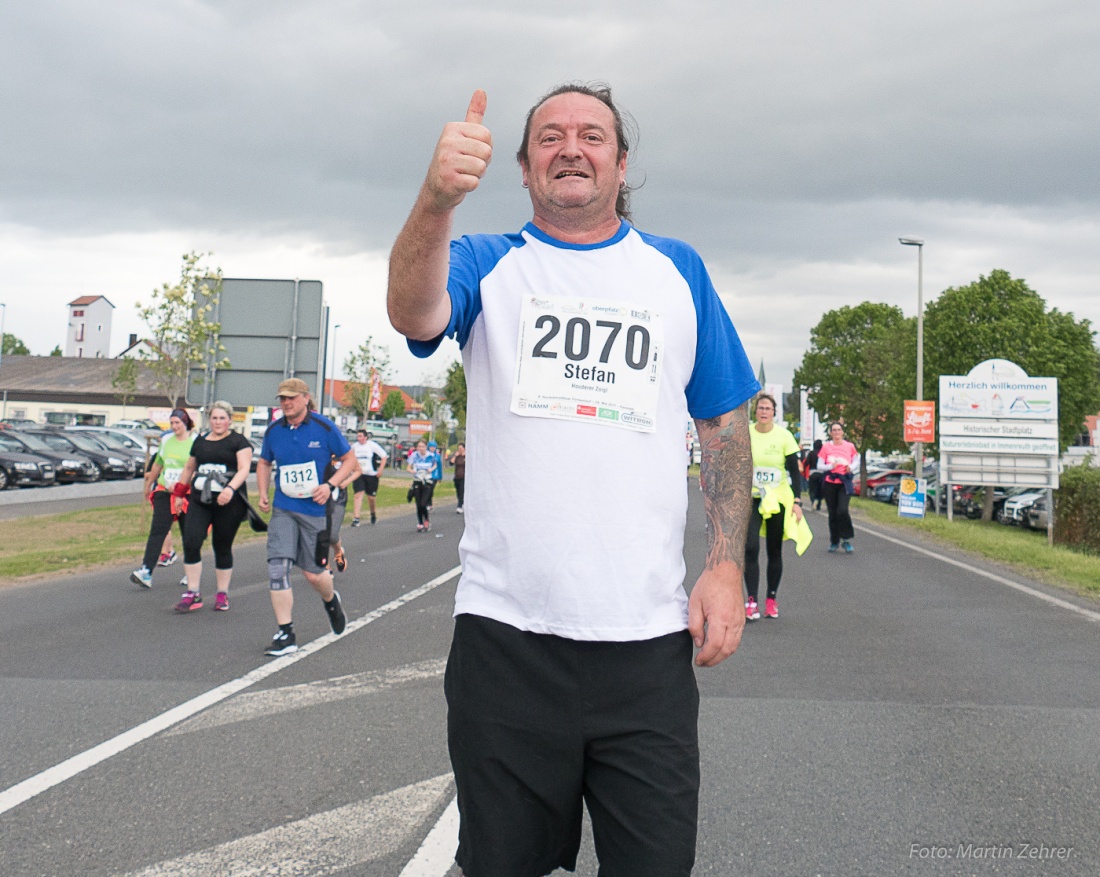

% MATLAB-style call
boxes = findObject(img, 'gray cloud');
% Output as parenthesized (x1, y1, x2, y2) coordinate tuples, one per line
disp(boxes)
(2, 0, 1098, 388)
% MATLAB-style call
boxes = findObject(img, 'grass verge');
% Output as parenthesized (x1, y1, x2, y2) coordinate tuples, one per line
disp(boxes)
(849, 496, 1100, 600)
(0, 478, 455, 583)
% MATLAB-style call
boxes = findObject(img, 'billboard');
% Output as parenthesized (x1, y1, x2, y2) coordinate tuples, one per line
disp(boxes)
(939, 359, 1059, 491)
(189, 278, 326, 411)
(903, 400, 935, 443)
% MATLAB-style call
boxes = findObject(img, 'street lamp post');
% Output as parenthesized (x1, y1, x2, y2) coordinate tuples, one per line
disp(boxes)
(328, 323, 341, 416)
(899, 237, 925, 486)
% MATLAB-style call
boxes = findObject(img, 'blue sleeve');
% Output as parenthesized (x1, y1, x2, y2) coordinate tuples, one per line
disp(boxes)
(636, 233, 760, 419)
(407, 233, 523, 358)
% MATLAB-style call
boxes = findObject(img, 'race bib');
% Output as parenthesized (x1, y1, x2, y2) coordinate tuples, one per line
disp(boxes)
(162, 467, 183, 487)
(753, 466, 784, 489)
(510, 295, 663, 433)
(826, 455, 847, 468)
(280, 461, 319, 498)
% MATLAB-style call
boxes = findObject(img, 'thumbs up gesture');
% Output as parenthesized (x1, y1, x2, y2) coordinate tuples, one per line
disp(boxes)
(422, 90, 493, 212)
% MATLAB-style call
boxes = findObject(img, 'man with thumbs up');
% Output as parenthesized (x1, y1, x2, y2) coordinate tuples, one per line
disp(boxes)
(389, 84, 759, 877)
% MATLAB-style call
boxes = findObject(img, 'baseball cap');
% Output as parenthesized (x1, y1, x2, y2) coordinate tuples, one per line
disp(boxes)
(277, 378, 310, 397)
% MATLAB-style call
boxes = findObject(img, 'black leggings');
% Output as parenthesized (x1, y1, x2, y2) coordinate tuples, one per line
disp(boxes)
(413, 481, 434, 525)
(141, 490, 186, 571)
(183, 496, 246, 569)
(744, 497, 785, 601)
(822, 480, 854, 544)
(807, 472, 823, 507)
(454, 477, 465, 509)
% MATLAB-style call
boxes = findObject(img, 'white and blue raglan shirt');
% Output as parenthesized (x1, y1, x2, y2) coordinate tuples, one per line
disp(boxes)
(410, 220, 759, 641)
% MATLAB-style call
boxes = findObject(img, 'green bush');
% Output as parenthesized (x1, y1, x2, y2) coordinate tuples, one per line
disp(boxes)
(1055, 459, 1100, 554)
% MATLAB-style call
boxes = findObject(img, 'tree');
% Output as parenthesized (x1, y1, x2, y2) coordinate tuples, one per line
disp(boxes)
(381, 390, 406, 420)
(922, 269, 1100, 453)
(136, 252, 228, 408)
(2, 333, 30, 356)
(794, 302, 913, 495)
(49, 345, 62, 356)
(342, 337, 392, 421)
(111, 358, 140, 418)
(442, 361, 467, 430)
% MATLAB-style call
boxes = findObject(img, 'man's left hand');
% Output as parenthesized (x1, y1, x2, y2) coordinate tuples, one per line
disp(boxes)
(688, 566, 745, 667)
(311, 483, 333, 505)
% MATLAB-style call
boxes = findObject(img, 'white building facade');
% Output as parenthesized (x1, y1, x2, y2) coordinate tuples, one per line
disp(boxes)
(65, 295, 114, 358)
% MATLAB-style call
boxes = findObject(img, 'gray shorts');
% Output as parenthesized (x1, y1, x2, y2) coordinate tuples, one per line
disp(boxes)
(267, 506, 328, 574)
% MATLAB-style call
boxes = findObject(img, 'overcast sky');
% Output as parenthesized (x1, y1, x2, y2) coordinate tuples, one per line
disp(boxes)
(2, 0, 1098, 400)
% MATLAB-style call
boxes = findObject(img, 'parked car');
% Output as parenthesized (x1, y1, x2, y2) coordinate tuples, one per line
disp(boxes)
(112, 419, 162, 431)
(0, 419, 40, 429)
(70, 425, 159, 454)
(857, 468, 913, 497)
(66, 426, 152, 475)
(962, 486, 1018, 520)
(0, 430, 100, 483)
(998, 489, 1046, 525)
(869, 474, 908, 503)
(248, 436, 264, 472)
(0, 445, 57, 490)
(25, 430, 135, 480)
(1025, 498, 1050, 530)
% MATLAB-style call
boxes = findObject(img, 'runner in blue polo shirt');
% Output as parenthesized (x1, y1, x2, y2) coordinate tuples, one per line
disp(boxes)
(256, 378, 357, 656)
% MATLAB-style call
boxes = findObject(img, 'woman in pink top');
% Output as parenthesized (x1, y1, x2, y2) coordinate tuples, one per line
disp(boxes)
(817, 421, 858, 553)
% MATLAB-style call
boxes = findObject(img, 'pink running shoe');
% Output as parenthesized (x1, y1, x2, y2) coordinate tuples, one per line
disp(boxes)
(175, 591, 203, 613)
(765, 598, 779, 619)
(213, 592, 229, 611)
(745, 599, 760, 621)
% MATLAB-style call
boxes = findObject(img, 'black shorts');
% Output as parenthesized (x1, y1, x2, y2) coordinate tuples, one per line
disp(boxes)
(445, 614, 700, 877)
(352, 474, 379, 495)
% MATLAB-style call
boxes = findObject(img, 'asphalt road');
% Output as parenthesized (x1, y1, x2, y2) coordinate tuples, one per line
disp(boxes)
(0, 487, 1097, 876)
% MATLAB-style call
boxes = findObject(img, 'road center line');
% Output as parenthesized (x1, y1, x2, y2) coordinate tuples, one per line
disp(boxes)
(0, 565, 462, 817)
(852, 521, 1100, 623)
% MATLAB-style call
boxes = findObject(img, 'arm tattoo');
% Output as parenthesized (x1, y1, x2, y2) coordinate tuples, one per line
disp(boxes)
(698, 404, 752, 571)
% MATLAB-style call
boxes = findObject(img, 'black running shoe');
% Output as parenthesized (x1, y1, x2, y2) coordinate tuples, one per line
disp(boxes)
(265, 629, 297, 656)
(325, 590, 347, 635)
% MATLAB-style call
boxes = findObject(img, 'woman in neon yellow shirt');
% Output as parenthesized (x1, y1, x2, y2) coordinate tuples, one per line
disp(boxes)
(131, 410, 195, 588)
(745, 394, 804, 620)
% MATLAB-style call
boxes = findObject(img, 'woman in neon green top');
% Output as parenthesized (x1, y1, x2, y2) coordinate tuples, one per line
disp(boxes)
(130, 410, 196, 588)
(745, 394, 804, 620)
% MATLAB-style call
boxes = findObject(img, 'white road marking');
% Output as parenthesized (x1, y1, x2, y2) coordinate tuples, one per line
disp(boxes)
(399, 794, 460, 877)
(854, 522, 1100, 623)
(0, 566, 462, 817)
(120, 773, 455, 877)
(166, 658, 447, 736)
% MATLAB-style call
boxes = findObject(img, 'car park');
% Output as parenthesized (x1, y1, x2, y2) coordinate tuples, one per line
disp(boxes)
(70, 425, 159, 455)
(0, 430, 101, 483)
(24, 430, 135, 480)
(66, 427, 151, 475)
(0, 445, 57, 490)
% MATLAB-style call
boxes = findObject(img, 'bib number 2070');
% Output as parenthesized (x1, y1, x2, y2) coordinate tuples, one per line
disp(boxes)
(530, 316, 651, 371)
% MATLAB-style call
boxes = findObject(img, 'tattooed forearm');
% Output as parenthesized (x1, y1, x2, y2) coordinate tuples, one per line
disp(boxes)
(696, 404, 753, 571)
